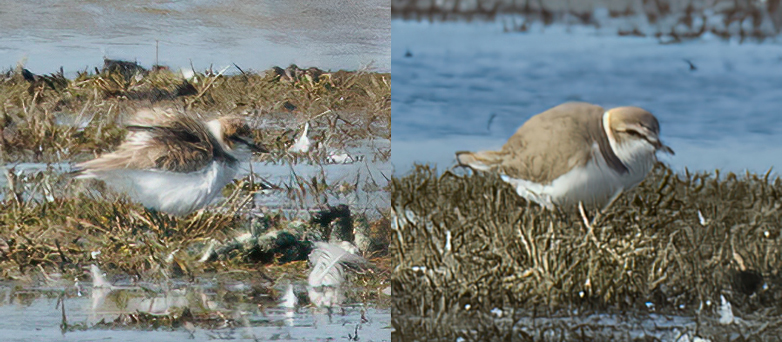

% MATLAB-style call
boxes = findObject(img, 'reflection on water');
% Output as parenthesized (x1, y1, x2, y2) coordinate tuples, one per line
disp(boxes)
(0, 283, 390, 341)
(0, 0, 390, 74)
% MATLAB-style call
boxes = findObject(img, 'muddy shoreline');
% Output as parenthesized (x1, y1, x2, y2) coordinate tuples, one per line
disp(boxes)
(0, 61, 392, 334)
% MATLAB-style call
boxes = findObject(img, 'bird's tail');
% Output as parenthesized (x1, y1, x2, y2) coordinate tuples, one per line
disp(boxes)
(455, 150, 505, 171)
(66, 161, 98, 179)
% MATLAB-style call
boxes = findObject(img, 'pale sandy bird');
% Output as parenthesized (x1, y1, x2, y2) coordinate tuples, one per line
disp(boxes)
(456, 102, 674, 209)
(74, 109, 267, 216)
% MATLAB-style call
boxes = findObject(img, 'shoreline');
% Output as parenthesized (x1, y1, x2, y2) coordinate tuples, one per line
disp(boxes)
(0, 60, 392, 328)
(392, 0, 782, 41)
(0, 61, 391, 163)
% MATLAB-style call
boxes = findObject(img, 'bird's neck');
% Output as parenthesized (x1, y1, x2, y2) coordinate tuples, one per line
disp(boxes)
(205, 119, 242, 164)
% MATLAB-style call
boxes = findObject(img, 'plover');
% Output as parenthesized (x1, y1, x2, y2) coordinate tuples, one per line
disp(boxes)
(456, 102, 674, 209)
(74, 108, 268, 216)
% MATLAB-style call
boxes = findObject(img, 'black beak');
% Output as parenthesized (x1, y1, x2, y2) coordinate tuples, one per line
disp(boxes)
(653, 140, 675, 155)
(635, 125, 674, 156)
(235, 137, 269, 153)
(248, 141, 269, 153)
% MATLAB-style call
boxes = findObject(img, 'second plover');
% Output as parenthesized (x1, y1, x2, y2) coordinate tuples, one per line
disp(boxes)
(456, 102, 674, 209)
(75, 108, 268, 216)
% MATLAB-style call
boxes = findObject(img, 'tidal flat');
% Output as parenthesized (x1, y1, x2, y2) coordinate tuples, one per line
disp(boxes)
(390, 0, 782, 340)
(0, 62, 392, 341)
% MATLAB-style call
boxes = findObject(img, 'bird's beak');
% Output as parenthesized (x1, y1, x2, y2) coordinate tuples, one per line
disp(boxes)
(236, 137, 269, 153)
(636, 125, 675, 155)
(657, 142, 675, 155)
(649, 137, 674, 155)
(249, 141, 269, 153)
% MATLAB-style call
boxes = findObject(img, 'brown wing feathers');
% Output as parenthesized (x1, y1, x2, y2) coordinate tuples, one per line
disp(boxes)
(76, 110, 234, 174)
(457, 102, 629, 185)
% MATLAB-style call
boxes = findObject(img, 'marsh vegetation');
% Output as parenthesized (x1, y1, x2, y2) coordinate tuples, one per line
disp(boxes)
(391, 165, 782, 340)
(0, 61, 392, 336)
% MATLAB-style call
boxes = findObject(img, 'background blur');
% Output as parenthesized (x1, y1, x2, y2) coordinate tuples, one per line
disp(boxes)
(0, 0, 391, 74)
(391, 0, 782, 174)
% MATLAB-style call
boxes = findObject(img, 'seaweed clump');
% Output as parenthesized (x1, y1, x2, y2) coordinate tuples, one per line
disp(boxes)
(391, 164, 782, 341)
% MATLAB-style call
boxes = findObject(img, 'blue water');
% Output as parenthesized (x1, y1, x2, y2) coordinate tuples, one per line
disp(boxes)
(0, 0, 390, 74)
(391, 20, 782, 175)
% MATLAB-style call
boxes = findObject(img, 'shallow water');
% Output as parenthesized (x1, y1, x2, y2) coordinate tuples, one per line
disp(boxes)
(0, 284, 391, 342)
(249, 139, 392, 216)
(399, 311, 759, 341)
(0, 145, 391, 340)
(0, 0, 390, 74)
(391, 19, 782, 175)
(0, 138, 391, 216)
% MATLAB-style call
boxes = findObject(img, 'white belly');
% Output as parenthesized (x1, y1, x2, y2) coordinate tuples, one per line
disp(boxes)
(502, 142, 657, 209)
(92, 161, 238, 216)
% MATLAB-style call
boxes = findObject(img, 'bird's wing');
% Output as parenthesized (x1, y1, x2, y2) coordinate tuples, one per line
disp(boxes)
(499, 102, 627, 184)
(76, 110, 224, 174)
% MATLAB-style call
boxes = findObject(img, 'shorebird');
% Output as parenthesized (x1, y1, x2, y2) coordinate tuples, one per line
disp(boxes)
(456, 102, 674, 209)
(74, 108, 268, 216)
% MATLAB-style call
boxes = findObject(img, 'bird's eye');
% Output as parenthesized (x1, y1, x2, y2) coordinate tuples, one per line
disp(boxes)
(626, 129, 642, 137)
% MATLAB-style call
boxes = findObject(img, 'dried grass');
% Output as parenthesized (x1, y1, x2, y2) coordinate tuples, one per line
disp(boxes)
(0, 64, 390, 164)
(391, 164, 782, 340)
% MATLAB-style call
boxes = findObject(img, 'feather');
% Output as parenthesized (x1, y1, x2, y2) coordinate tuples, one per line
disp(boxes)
(307, 241, 366, 308)
(90, 264, 112, 289)
(289, 122, 311, 153)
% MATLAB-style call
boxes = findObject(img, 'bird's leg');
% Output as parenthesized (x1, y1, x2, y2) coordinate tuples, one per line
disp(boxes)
(578, 201, 592, 232)
(602, 188, 624, 213)
(542, 195, 555, 211)
(584, 188, 625, 228)
(580, 201, 606, 253)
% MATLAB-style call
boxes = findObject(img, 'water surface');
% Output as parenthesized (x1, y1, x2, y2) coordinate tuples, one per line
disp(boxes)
(391, 20, 782, 175)
(0, 0, 390, 74)
(0, 284, 390, 342)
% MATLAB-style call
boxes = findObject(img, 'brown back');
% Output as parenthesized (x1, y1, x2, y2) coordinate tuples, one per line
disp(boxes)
(76, 109, 234, 174)
(495, 102, 628, 184)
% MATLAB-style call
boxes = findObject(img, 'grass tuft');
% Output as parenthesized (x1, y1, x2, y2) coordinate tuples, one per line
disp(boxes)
(392, 164, 782, 340)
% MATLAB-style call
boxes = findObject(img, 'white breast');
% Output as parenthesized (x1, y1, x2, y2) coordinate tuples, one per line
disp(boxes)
(97, 161, 238, 216)
(502, 140, 657, 209)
